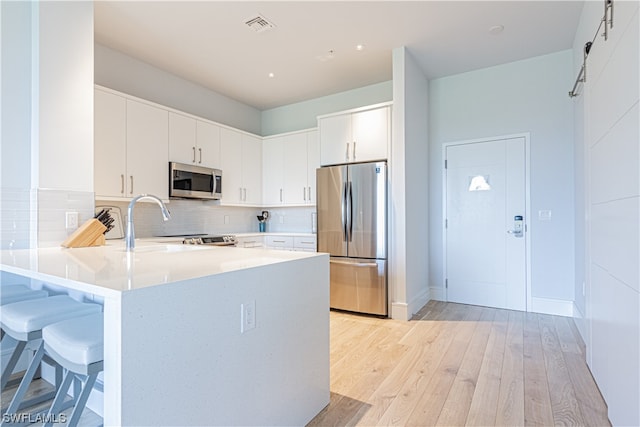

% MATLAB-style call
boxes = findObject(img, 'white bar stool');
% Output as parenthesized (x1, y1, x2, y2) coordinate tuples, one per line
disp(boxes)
(0, 285, 48, 307)
(0, 286, 49, 387)
(0, 295, 101, 418)
(42, 312, 104, 427)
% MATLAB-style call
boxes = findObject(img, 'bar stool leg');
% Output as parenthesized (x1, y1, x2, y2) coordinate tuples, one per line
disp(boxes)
(0, 339, 26, 390)
(67, 374, 98, 427)
(4, 342, 45, 415)
(42, 371, 73, 427)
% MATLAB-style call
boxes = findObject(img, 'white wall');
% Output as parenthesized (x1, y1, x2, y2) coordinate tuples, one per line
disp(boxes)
(1, 1, 33, 250)
(95, 44, 262, 135)
(428, 51, 576, 311)
(574, 1, 639, 425)
(261, 81, 392, 136)
(390, 47, 430, 320)
(36, 1, 94, 192)
(1, 1, 95, 250)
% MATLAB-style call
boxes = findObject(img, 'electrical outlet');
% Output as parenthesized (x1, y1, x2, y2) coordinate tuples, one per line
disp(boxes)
(65, 212, 79, 229)
(224, 215, 230, 224)
(241, 300, 256, 333)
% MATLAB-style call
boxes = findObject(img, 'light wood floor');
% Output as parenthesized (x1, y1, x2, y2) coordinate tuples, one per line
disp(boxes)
(309, 300, 610, 427)
(1, 373, 101, 426)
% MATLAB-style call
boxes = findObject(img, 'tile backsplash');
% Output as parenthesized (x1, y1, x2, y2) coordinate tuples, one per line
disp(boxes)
(1, 188, 33, 250)
(0, 188, 317, 250)
(96, 199, 317, 238)
(1, 188, 95, 249)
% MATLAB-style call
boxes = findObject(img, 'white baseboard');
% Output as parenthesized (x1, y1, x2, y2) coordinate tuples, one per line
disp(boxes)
(391, 287, 430, 321)
(531, 297, 574, 317)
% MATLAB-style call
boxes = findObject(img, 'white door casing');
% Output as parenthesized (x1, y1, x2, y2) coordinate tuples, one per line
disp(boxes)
(444, 135, 530, 311)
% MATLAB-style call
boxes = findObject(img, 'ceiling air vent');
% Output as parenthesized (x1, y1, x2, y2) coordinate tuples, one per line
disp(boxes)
(244, 14, 276, 33)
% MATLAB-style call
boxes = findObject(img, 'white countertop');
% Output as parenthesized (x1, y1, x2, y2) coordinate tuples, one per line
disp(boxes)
(0, 239, 324, 297)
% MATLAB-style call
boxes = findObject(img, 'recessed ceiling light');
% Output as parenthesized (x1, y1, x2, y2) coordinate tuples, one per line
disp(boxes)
(489, 25, 504, 35)
(268, 72, 275, 78)
(356, 44, 365, 51)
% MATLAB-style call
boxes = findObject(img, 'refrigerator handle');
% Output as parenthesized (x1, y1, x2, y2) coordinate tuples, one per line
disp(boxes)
(341, 181, 348, 242)
(347, 181, 353, 242)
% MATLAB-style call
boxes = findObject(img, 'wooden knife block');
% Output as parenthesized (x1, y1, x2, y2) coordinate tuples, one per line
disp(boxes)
(61, 219, 107, 248)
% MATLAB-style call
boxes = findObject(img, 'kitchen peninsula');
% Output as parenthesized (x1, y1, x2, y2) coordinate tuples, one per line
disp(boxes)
(0, 242, 330, 426)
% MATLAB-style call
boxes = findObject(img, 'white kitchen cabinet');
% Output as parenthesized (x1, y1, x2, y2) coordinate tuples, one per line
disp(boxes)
(318, 104, 390, 166)
(95, 89, 126, 198)
(168, 112, 221, 169)
(283, 132, 309, 205)
(293, 236, 317, 252)
(168, 112, 196, 165)
(94, 89, 168, 199)
(262, 130, 319, 206)
(196, 121, 221, 169)
(262, 136, 285, 205)
(236, 235, 264, 248)
(242, 134, 263, 205)
(126, 100, 169, 199)
(306, 131, 319, 204)
(220, 128, 262, 205)
(265, 235, 294, 250)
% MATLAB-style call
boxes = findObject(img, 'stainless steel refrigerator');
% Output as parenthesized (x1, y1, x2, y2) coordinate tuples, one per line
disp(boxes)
(316, 161, 387, 316)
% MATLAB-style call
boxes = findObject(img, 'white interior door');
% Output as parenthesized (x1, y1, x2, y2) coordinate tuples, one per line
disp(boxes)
(445, 136, 527, 311)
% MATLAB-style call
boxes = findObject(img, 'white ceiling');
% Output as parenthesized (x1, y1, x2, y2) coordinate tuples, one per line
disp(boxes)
(94, 1, 584, 110)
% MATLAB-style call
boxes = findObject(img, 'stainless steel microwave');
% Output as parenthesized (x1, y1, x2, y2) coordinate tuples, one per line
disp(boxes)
(169, 162, 222, 200)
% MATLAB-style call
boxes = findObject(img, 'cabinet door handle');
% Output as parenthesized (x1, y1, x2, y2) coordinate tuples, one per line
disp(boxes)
(303, 187, 306, 201)
(280, 188, 283, 202)
(239, 187, 243, 200)
(352, 141, 356, 160)
(198, 148, 202, 164)
(192, 146, 196, 163)
(345, 142, 350, 161)
(308, 186, 312, 202)
(273, 240, 286, 243)
(243, 188, 247, 201)
(130, 176, 134, 194)
(120, 174, 125, 194)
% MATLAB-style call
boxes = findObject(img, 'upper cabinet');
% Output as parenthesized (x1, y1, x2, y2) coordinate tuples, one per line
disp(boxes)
(220, 128, 262, 205)
(318, 103, 390, 166)
(263, 130, 319, 206)
(168, 112, 221, 169)
(95, 86, 384, 208)
(94, 88, 168, 200)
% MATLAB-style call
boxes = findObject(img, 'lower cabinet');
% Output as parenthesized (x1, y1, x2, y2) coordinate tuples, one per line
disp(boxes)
(293, 236, 317, 252)
(236, 234, 316, 252)
(265, 235, 294, 250)
(236, 236, 264, 248)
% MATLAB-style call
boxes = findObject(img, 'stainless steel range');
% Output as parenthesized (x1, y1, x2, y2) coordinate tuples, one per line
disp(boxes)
(182, 235, 237, 247)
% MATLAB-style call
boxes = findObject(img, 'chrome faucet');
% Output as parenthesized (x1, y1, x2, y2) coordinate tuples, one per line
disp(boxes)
(125, 194, 171, 251)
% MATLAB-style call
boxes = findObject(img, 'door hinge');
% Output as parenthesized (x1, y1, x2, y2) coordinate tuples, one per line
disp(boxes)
(445, 279, 448, 289)
(444, 159, 448, 169)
